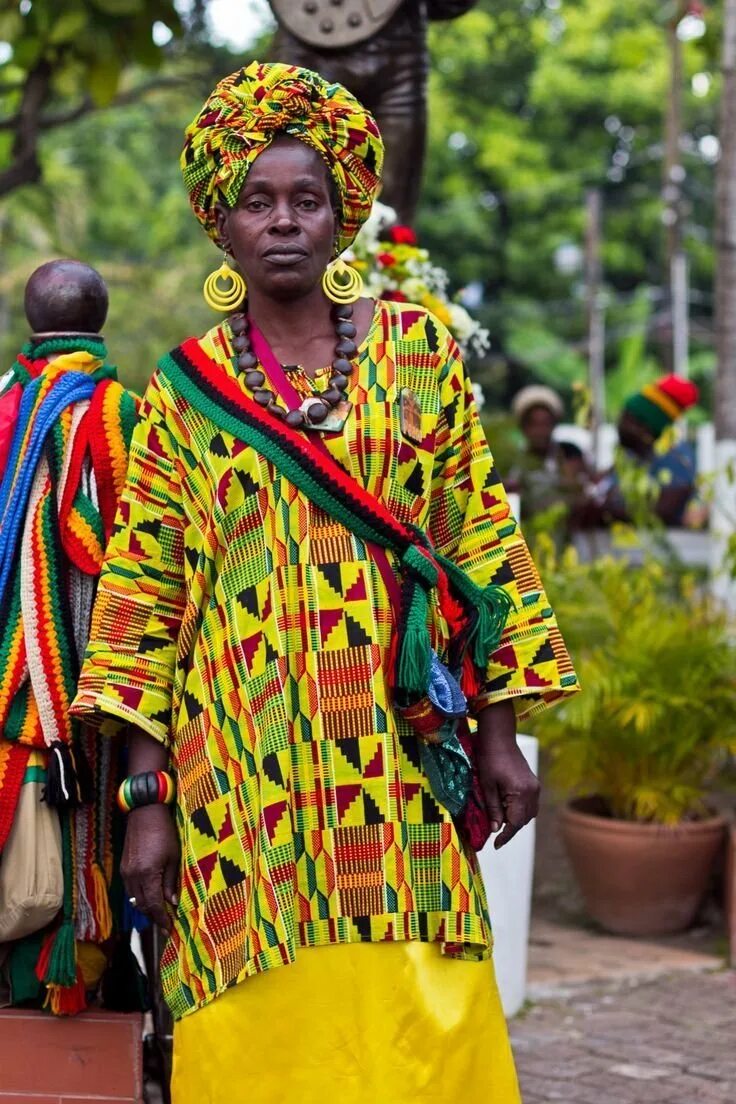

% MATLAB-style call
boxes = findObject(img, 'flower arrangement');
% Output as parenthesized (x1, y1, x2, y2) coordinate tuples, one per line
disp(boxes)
(345, 202, 490, 361)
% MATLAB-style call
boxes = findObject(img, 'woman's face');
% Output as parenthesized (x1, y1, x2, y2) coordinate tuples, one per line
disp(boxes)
(215, 137, 338, 302)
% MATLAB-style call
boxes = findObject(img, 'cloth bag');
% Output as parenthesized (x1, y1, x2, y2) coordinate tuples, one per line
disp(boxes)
(0, 775, 63, 942)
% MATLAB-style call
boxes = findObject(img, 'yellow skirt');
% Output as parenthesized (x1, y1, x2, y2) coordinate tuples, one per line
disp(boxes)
(171, 942, 521, 1104)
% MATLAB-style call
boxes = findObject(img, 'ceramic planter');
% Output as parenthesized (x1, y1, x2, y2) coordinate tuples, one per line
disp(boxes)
(561, 797, 728, 936)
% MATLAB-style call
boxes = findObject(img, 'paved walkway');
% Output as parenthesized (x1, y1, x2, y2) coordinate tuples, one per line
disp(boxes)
(511, 968, 735, 1103)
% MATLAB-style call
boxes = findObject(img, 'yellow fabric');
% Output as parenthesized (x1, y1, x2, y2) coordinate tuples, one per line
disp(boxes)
(171, 941, 521, 1104)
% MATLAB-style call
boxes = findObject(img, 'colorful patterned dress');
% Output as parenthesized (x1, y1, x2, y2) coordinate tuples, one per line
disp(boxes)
(72, 301, 577, 1098)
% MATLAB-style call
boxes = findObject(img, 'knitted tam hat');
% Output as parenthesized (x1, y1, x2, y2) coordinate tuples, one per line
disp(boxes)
(623, 375, 700, 439)
(181, 61, 384, 256)
(511, 384, 564, 424)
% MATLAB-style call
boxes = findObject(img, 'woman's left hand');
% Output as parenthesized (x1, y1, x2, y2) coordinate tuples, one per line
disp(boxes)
(474, 700, 541, 850)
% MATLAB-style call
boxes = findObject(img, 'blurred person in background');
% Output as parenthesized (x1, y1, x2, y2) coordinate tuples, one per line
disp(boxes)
(585, 375, 702, 528)
(506, 385, 590, 539)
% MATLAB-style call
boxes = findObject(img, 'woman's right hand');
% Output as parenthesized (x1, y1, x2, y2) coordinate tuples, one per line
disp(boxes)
(121, 803, 180, 932)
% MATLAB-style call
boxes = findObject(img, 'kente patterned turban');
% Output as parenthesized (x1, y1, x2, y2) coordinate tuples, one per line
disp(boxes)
(181, 61, 384, 255)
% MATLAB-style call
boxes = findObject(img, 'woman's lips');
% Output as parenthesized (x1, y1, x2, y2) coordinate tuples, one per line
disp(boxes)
(263, 247, 309, 266)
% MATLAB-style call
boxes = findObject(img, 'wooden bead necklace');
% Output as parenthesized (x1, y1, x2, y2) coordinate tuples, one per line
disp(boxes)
(228, 303, 358, 429)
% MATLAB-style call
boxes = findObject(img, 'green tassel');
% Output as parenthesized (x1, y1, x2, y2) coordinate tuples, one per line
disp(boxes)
(472, 585, 516, 667)
(43, 808, 77, 987)
(397, 583, 432, 698)
(44, 920, 77, 988)
(434, 553, 516, 669)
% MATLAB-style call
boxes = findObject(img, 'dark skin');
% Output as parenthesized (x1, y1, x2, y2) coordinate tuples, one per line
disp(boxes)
(122, 138, 540, 930)
(520, 404, 556, 457)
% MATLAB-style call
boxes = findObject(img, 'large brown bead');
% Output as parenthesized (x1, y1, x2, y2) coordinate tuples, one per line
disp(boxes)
(229, 315, 247, 335)
(254, 388, 274, 406)
(332, 357, 352, 375)
(332, 304, 354, 320)
(335, 321, 357, 338)
(322, 387, 342, 405)
(245, 370, 266, 389)
(268, 402, 286, 419)
(232, 334, 248, 353)
(286, 409, 306, 428)
(238, 351, 258, 371)
(307, 402, 329, 425)
(335, 338, 357, 357)
(332, 373, 350, 392)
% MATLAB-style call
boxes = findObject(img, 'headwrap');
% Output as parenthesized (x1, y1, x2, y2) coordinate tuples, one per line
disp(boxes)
(623, 374, 699, 439)
(181, 61, 384, 255)
(511, 384, 564, 424)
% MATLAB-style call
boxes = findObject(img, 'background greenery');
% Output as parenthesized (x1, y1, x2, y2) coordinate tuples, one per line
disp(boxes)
(0, 0, 722, 404)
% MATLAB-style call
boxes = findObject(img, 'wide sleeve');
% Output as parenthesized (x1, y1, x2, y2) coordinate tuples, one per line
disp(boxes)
(428, 328, 579, 720)
(70, 374, 187, 746)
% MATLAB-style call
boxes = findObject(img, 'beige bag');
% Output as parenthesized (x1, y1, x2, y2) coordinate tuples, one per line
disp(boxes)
(0, 778, 63, 942)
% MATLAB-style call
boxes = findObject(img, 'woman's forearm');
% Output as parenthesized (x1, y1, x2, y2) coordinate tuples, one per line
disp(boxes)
(126, 726, 170, 774)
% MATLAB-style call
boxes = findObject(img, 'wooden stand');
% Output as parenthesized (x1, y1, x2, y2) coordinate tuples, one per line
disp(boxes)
(0, 1009, 143, 1103)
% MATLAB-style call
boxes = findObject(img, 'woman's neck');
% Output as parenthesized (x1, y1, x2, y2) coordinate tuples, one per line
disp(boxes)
(246, 286, 334, 370)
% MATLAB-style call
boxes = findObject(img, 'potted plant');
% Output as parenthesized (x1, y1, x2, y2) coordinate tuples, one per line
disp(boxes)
(531, 545, 736, 936)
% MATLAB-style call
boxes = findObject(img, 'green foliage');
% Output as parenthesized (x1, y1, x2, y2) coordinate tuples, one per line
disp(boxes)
(531, 544, 736, 824)
(423, 0, 718, 408)
(0, 0, 722, 409)
(0, 0, 182, 109)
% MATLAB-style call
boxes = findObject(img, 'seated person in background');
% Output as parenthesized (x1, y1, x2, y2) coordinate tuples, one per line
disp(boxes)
(587, 374, 700, 528)
(506, 385, 589, 526)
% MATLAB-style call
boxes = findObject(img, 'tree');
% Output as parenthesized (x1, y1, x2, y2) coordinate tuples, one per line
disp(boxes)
(421, 0, 719, 405)
(0, 0, 185, 196)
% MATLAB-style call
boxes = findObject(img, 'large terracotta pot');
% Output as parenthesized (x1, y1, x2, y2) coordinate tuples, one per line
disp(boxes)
(560, 797, 728, 936)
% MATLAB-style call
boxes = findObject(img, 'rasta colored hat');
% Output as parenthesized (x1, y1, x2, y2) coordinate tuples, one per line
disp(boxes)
(181, 61, 384, 255)
(511, 384, 564, 424)
(623, 374, 700, 439)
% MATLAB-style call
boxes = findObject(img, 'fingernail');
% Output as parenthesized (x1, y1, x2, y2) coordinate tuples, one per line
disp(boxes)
(171, 894, 178, 907)
(490, 820, 500, 833)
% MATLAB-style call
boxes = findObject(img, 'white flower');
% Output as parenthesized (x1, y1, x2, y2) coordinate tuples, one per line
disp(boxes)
(472, 382, 487, 411)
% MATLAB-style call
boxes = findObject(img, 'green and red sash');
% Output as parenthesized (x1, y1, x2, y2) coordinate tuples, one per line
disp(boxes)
(159, 338, 514, 703)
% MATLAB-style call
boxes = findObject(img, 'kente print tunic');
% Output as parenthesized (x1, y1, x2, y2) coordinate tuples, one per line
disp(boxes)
(72, 301, 578, 1020)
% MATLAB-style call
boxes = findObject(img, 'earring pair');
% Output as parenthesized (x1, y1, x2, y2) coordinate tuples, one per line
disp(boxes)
(202, 253, 364, 312)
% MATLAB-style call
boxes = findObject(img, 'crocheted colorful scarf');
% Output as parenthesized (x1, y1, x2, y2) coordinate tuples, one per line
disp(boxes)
(0, 336, 137, 1014)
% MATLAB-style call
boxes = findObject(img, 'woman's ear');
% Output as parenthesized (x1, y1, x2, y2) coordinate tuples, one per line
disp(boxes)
(214, 202, 232, 253)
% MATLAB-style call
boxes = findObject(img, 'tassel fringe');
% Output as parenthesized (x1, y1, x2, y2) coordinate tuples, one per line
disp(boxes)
(397, 583, 431, 698)
(36, 919, 77, 988)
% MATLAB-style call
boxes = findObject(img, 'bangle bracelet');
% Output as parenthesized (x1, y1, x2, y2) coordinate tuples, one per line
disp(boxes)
(117, 770, 175, 813)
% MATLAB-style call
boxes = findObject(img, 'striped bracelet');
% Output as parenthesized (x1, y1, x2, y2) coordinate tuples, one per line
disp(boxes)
(117, 770, 176, 813)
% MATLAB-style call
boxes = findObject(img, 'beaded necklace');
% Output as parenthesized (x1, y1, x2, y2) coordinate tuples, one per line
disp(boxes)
(228, 302, 358, 430)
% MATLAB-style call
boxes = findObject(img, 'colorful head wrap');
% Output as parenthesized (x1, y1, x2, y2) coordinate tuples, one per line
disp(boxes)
(623, 374, 699, 439)
(181, 61, 384, 255)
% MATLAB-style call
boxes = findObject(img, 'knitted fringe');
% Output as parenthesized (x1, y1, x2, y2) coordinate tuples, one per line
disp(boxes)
(91, 862, 113, 942)
(44, 969, 87, 1016)
(397, 582, 431, 699)
(36, 920, 77, 988)
(471, 584, 516, 668)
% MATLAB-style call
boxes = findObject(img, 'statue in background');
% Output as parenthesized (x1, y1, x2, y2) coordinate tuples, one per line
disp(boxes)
(269, 1, 478, 225)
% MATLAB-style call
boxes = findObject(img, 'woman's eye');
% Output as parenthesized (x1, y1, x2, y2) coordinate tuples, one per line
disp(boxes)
(246, 200, 268, 211)
(298, 198, 318, 210)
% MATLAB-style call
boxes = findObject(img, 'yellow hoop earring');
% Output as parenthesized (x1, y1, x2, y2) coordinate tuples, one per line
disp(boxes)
(203, 259, 247, 312)
(321, 256, 363, 305)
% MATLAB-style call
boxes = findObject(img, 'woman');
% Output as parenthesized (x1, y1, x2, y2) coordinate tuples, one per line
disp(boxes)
(72, 62, 577, 1102)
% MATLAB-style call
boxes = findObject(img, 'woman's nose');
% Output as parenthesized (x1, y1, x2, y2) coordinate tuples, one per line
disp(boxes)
(269, 205, 299, 233)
